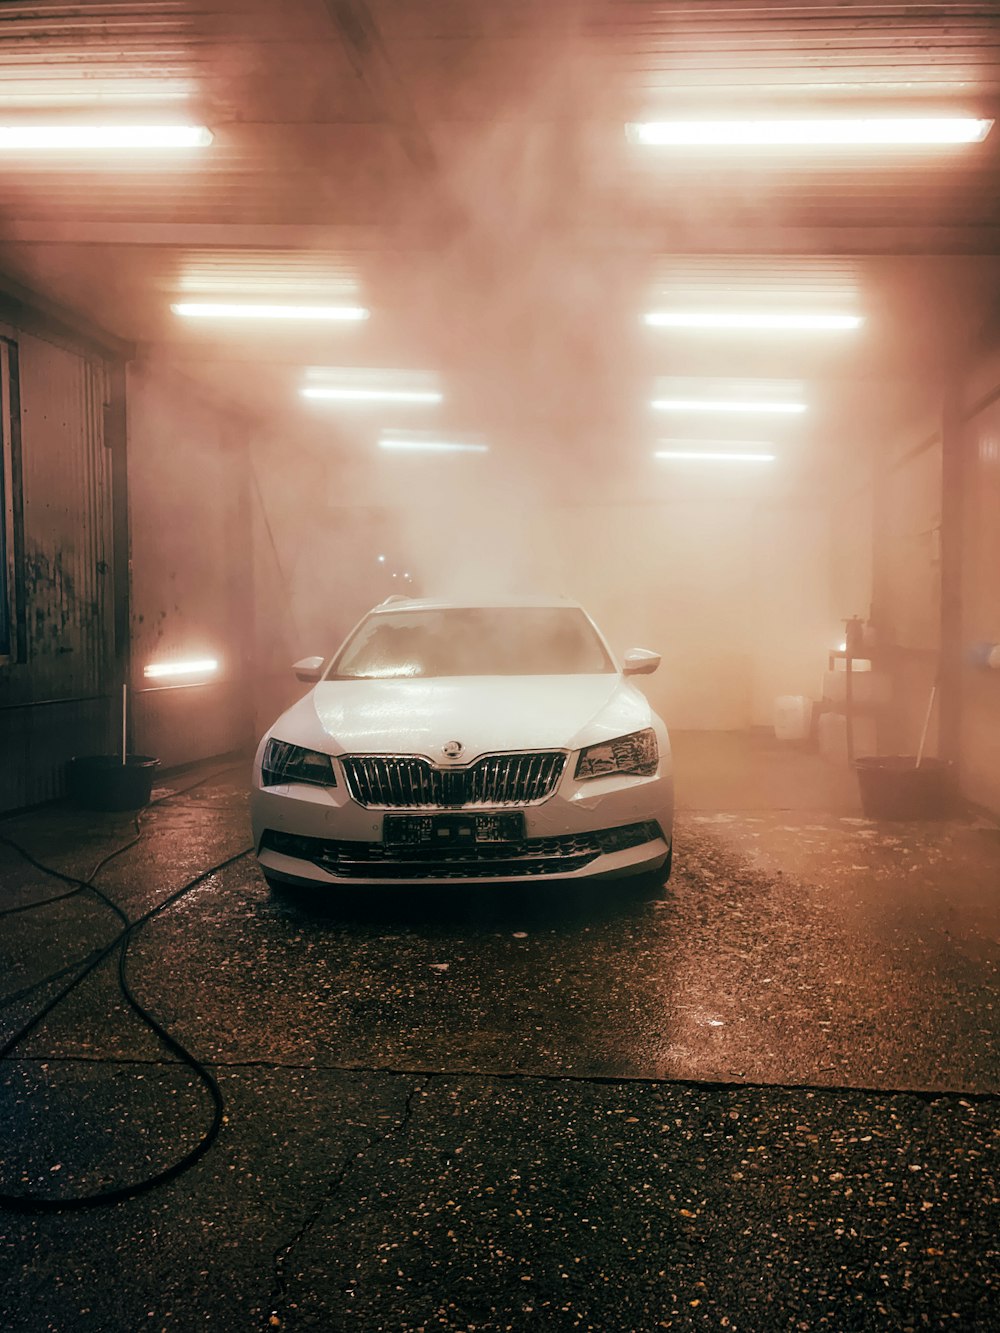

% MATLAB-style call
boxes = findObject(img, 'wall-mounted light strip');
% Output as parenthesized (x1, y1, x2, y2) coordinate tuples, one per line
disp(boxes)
(379, 437, 488, 454)
(645, 311, 863, 331)
(302, 387, 442, 403)
(658, 438, 777, 449)
(0, 88, 194, 108)
(652, 398, 806, 414)
(143, 658, 219, 680)
(173, 303, 369, 321)
(655, 450, 775, 463)
(0, 124, 212, 149)
(626, 118, 993, 147)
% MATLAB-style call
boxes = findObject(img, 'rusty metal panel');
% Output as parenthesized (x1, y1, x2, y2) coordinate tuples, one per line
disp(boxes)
(18, 332, 116, 697)
(0, 326, 117, 809)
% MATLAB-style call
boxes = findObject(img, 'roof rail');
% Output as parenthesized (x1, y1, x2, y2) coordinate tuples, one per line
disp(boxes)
(379, 594, 412, 606)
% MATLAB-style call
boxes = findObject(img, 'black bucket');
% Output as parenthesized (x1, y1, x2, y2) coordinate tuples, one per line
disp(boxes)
(67, 754, 160, 812)
(854, 756, 952, 821)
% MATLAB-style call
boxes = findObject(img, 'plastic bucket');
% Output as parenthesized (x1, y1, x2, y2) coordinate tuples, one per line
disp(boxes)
(67, 754, 159, 812)
(854, 756, 952, 821)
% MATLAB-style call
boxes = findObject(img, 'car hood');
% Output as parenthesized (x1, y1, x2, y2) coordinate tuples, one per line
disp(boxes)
(269, 674, 653, 758)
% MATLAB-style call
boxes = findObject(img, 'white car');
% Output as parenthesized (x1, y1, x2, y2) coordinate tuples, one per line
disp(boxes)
(251, 597, 673, 889)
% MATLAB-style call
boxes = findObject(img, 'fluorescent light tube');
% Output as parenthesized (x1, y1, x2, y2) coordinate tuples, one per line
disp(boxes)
(658, 438, 776, 449)
(626, 118, 993, 147)
(652, 399, 806, 414)
(302, 387, 442, 403)
(144, 658, 219, 679)
(645, 311, 863, 331)
(173, 303, 369, 321)
(378, 438, 488, 454)
(655, 450, 775, 462)
(0, 124, 212, 149)
(0, 90, 194, 108)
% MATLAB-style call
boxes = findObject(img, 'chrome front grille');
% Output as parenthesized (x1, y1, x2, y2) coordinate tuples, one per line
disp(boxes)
(340, 751, 566, 809)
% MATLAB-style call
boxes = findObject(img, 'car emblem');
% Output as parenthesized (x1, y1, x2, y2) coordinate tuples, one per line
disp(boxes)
(442, 740, 464, 759)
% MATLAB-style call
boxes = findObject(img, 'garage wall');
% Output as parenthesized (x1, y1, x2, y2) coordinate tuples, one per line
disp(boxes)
(960, 377, 1000, 812)
(829, 469, 874, 632)
(879, 437, 942, 656)
(0, 320, 328, 803)
(867, 343, 1000, 815)
(248, 433, 410, 737)
(749, 504, 836, 730)
(127, 361, 254, 768)
(551, 501, 833, 732)
(307, 481, 836, 732)
(873, 428, 943, 757)
(0, 318, 118, 809)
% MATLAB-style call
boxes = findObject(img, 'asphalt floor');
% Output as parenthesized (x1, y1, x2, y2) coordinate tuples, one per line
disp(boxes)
(1, 731, 997, 1331)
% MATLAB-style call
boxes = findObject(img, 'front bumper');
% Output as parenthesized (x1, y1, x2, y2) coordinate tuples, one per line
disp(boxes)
(251, 765, 673, 888)
(259, 820, 669, 885)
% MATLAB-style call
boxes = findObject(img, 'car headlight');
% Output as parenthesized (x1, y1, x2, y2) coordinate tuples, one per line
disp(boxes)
(261, 739, 336, 788)
(575, 728, 658, 780)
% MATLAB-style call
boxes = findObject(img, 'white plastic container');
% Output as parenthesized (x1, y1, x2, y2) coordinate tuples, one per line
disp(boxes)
(773, 695, 812, 741)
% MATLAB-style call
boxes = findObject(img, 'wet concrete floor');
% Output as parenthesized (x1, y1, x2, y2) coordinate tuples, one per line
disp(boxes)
(1, 731, 997, 1330)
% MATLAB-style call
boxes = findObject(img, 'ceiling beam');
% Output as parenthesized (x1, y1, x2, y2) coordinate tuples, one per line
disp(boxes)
(4, 220, 1000, 257)
(137, 344, 958, 388)
(0, 269, 134, 360)
(0, 221, 394, 248)
(321, 0, 438, 174)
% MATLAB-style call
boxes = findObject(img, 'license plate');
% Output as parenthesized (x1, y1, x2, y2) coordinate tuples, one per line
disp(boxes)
(383, 813, 525, 847)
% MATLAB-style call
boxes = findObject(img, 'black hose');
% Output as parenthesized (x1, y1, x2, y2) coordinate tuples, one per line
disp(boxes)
(0, 767, 252, 1212)
(0, 761, 243, 921)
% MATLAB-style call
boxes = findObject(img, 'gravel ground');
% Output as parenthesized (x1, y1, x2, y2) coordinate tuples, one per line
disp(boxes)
(1, 758, 997, 1330)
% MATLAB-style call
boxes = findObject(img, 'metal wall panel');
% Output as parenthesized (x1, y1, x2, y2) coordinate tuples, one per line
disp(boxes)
(961, 391, 1000, 813)
(880, 437, 943, 656)
(872, 429, 943, 757)
(0, 324, 117, 809)
(869, 352, 1000, 815)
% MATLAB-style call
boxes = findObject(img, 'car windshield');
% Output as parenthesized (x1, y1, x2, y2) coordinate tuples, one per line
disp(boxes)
(328, 606, 615, 679)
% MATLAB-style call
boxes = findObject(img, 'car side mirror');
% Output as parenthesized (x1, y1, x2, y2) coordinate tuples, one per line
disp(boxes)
(292, 655, 324, 683)
(622, 648, 660, 676)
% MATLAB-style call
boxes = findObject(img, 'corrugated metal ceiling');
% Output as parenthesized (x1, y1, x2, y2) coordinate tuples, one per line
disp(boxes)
(1, 0, 999, 449)
(0, 1, 997, 233)
(594, 1, 1000, 96)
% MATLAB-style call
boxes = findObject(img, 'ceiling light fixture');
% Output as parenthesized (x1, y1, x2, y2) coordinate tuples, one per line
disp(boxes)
(655, 450, 775, 463)
(644, 311, 863, 331)
(0, 124, 213, 150)
(658, 438, 777, 449)
(626, 118, 993, 147)
(652, 398, 806, 414)
(378, 437, 488, 455)
(173, 302, 368, 321)
(302, 387, 442, 403)
(0, 88, 194, 108)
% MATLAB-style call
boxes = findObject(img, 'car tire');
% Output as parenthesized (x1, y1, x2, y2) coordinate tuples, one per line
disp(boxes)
(623, 844, 672, 894)
(263, 872, 296, 894)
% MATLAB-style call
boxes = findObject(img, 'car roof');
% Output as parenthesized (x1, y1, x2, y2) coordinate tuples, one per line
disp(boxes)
(370, 595, 583, 614)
